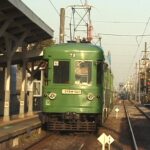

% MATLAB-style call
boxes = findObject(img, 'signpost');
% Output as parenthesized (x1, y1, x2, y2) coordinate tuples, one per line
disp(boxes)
(97, 133, 108, 150)
(107, 135, 114, 150)
(97, 133, 114, 150)
(115, 107, 119, 118)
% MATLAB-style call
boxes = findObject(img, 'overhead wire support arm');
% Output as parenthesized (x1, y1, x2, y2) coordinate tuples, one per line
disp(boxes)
(74, 8, 89, 30)
(66, 3, 93, 42)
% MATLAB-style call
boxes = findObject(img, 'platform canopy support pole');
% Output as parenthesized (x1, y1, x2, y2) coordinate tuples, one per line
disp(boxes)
(0, 19, 13, 121)
(3, 32, 28, 121)
(27, 62, 34, 116)
(3, 37, 12, 122)
(19, 49, 27, 118)
(4, 61, 11, 121)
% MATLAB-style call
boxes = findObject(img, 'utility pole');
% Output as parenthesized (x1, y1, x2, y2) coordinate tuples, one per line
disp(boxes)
(59, 8, 65, 43)
(144, 42, 148, 94)
(139, 42, 149, 103)
(141, 42, 149, 103)
(138, 60, 141, 103)
(98, 36, 102, 47)
(135, 63, 138, 101)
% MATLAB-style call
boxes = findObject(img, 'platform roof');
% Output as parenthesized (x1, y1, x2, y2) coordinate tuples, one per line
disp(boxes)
(0, 0, 54, 54)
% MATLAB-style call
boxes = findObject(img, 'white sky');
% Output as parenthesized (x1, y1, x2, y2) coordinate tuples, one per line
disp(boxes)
(22, 0, 150, 88)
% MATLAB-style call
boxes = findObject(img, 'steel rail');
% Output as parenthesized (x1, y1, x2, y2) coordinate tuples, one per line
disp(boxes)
(129, 100, 150, 120)
(24, 133, 49, 150)
(78, 143, 84, 150)
(123, 101, 138, 150)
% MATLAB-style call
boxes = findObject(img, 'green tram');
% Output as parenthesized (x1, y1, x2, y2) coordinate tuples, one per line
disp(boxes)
(41, 42, 114, 131)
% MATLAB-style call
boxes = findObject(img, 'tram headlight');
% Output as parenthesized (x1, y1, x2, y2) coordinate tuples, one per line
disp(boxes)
(87, 93, 95, 101)
(48, 92, 57, 100)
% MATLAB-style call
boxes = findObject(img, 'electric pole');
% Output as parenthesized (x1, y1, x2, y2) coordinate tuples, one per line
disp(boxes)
(138, 60, 141, 103)
(135, 63, 138, 101)
(59, 8, 65, 43)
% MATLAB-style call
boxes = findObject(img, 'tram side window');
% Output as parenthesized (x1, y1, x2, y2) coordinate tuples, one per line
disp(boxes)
(97, 61, 103, 84)
(53, 61, 69, 84)
(43, 61, 48, 85)
(75, 61, 92, 85)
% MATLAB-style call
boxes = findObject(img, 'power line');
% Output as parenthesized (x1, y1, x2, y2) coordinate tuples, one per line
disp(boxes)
(94, 21, 146, 24)
(92, 6, 149, 25)
(136, 17, 150, 48)
(48, 0, 60, 16)
(127, 17, 150, 80)
(98, 33, 150, 37)
(80, 0, 83, 5)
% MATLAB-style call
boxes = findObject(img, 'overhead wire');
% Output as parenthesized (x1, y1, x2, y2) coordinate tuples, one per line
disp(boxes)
(87, 5, 150, 85)
(80, 0, 83, 5)
(98, 33, 150, 37)
(48, 0, 60, 16)
(47, 1, 150, 82)
(126, 17, 150, 81)
(136, 17, 150, 48)
(94, 21, 147, 24)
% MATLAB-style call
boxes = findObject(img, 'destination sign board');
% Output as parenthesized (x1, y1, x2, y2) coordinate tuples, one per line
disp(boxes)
(62, 89, 81, 95)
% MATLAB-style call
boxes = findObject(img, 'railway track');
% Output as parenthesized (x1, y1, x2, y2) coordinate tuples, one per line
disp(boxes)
(26, 133, 97, 150)
(123, 100, 150, 150)
(10, 100, 150, 150)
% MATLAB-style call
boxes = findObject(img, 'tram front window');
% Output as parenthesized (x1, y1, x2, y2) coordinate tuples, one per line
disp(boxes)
(53, 61, 69, 84)
(75, 61, 92, 85)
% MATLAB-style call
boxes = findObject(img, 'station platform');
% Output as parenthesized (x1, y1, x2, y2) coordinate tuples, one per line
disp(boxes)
(0, 112, 42, 149)
(0, 112, 40, 127)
